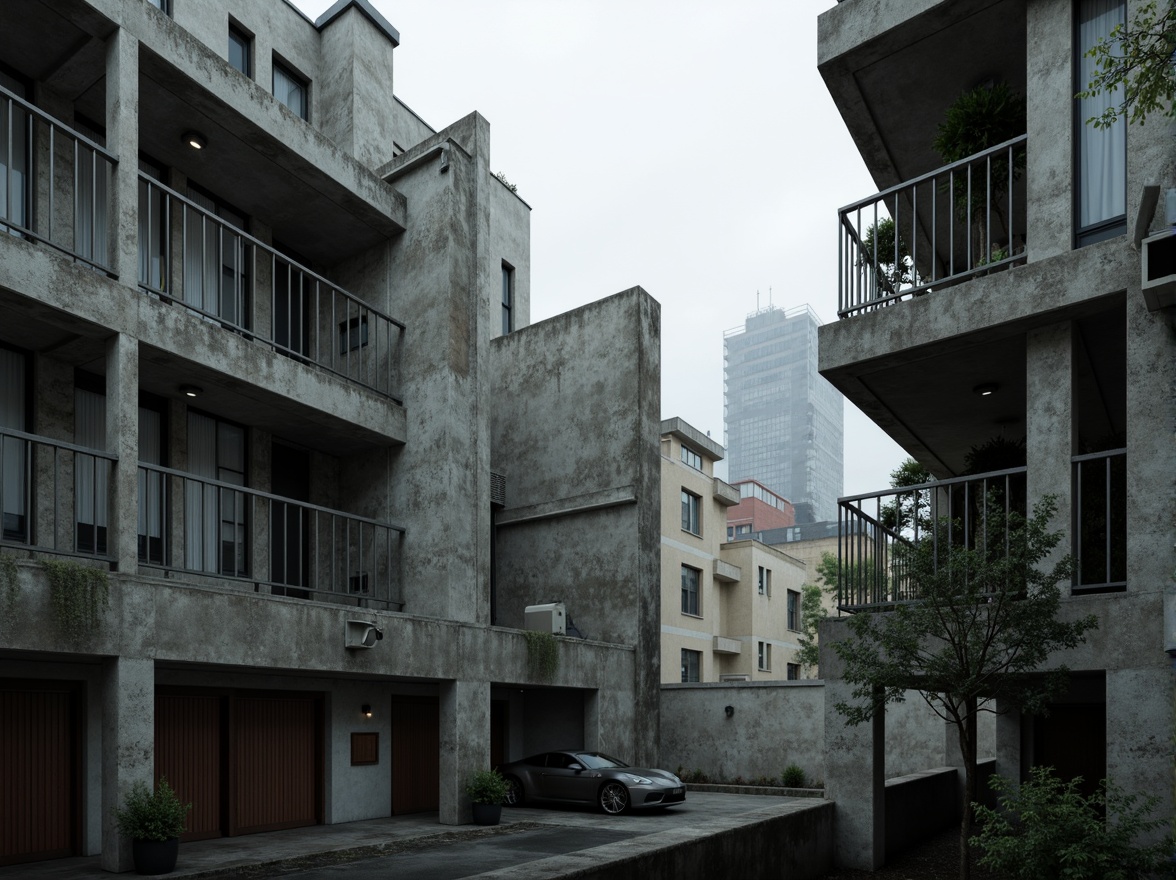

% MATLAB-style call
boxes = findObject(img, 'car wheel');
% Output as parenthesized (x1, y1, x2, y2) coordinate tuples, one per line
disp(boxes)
(503, 775, 525, 807)
(598, 781, 629, 815)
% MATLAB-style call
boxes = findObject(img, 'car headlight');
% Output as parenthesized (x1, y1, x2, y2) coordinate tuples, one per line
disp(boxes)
(624, 774, 652, 785)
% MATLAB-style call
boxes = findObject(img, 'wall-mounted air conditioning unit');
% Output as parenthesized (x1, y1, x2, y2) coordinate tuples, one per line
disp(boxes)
(524, 603, 566, 635)
(1141, 230, 1176, 312)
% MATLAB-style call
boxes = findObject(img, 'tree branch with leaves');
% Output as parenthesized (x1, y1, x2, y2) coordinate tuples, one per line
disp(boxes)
(1079, 0, 1176, 128)
(831, 494, 1098, 880)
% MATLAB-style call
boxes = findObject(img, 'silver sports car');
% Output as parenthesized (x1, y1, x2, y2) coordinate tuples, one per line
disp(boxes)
(498, 750, 686, 814)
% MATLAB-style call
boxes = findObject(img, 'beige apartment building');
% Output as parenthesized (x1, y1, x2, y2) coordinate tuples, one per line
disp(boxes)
(659, 418, 808, 684)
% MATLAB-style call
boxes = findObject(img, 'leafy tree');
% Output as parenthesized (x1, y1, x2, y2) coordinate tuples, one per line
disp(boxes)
(831, 495, 1098, 880)
(973, 766, 1176, 879)
(861, 217, 916, 294)
(880, 457, 933, 535)
(794, 581, 825, 674)
(1079, 0, 1176, 128)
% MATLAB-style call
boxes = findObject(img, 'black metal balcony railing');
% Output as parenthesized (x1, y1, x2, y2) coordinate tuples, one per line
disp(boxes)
(838, 135, 1028, 318)
(138, 176, 405, 403)
(1071, 449, 1126, 593)
(0, 85, 117, 274)
(836, 467, 1028, 611)
(0, 427, 117, 561)
(138, 463, 405, 610)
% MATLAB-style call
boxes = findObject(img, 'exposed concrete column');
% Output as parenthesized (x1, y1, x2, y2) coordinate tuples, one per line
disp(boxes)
(823, 615, 885, 871)
(101, 656, 154, 873)
(106, 334, 139, 573)
(1025, 322, 1073, 562)
(1025, 0, 1072, 261)
(438, 679, 489, 825)
(105, 28, 139, 288)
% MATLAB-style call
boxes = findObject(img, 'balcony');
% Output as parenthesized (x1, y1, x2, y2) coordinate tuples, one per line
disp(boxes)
(836, 455, 1126, 611)
(0, 428, 117, 561)
(0, 85, 117, 275)
(138, 176, 405, 403)
(836, 467, 1028, 612)
(0, 427, 405, 610)
(838, 136, 1028, 318)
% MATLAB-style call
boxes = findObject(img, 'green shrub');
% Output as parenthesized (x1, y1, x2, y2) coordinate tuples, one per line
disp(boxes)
(466, 769, 510, 805)
(781, 764, 807, 788)
(115, 779, 191, 842)
(973, 766, 1175, 880)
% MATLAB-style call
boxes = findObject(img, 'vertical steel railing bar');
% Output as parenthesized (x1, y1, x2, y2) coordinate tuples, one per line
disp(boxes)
(1104, 457, 1112, 585)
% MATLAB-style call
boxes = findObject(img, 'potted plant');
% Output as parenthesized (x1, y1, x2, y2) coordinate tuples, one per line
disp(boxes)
(114, 778, 191, 875)
(466, 769, 509, 826)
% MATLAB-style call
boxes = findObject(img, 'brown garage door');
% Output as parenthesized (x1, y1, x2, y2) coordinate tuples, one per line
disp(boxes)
(391, 697, 439, 814)
(155, 694, 223, 841)
(0, 681, 80, 866)
(232, 695, 321, 834)
(156, 689, 321, 839)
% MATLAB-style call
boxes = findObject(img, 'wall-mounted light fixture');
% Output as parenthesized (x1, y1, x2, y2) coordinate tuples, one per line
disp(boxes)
(972, 382, 999, 397)
(178, 384, 203, 398)
(183, 130, 207, 150)
(361, 704, 372, 718)
(724, 705, 734, 718)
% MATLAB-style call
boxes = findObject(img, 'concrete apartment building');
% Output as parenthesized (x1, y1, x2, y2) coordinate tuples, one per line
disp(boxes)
(723, 304, 844, 524)
(660, 419, 808, 684)
(0, 0, 661, 870)
(816, 0, 1174, 868)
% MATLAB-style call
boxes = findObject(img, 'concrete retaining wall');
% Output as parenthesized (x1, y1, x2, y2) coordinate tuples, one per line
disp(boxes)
(883, 759, 996, 858)
(475, 799, 833, 880)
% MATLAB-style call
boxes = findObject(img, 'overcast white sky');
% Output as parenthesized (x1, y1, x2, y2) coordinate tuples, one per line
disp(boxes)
(292, 0, 909, 498)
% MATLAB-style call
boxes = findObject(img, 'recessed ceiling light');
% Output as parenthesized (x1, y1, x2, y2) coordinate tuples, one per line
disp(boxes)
(179, 384, 203, 398)
(972, 382, 999, 397)
(183, 130, 207, 150)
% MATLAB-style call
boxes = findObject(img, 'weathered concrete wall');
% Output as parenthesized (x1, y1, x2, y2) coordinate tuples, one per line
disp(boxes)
(489, 287, 661, 766)
(660, 679, 974, 786)
(487, 175, 531, 333)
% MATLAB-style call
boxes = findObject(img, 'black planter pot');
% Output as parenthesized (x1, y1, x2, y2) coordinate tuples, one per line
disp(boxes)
(132, 837, 179, 875)
(471, 803, 502, 826)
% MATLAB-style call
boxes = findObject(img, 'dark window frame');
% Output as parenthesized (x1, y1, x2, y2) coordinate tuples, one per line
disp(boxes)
(273, 56, 309, 121)
(228, 21, 253, 79)
(680, 564, 700, 616)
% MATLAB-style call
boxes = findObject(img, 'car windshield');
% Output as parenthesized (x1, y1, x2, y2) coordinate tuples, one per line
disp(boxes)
(576, 752, 629, 770)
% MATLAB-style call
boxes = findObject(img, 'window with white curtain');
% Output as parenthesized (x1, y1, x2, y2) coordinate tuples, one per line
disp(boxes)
(183, 186, 248, 327)
(74, 387, 109, 555)
(138, 404, 165, 564)
(273, 60, 309, 121)
(0, 345, 28, 541)
(1076, 0, 1127, 243)
(185, 411, 247, 576)
(72, 118, 110, 267)
(138, 159, 168, 293)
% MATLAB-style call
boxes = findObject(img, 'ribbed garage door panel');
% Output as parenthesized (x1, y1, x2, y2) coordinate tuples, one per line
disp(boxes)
(155, 695, 222, 841)
(391, 698, 439, 814)
(1, 686, 76, 866)
(232, 696, 317, 834)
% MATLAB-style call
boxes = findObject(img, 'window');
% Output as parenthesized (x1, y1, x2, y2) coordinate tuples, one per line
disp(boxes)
(1, 345, 30, 542)
(185, 411, 248, 576)
(681, 446, 702, 471)
(787, 589, 800, 630)
(680, 565, 700, 616)
(228, 24, 252, 78)
(1075, 0, 1126, 244)
(147, 0, 171, 15)
(758, 641, 771, 671)
(681, 490, 700, 535)
(681, 649, 700, 683)
(501, 263, 513, 334)
(757, 565, 771, 596)
(184, 185, 248, 327)
(786, 663, 800, 681)
(273, 59, 308, 120)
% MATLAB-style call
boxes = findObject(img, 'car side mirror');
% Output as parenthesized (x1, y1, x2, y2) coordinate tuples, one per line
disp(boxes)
(569, 763, 583, 772)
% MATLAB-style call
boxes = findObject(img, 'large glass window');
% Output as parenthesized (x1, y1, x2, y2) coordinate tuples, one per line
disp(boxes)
(787, 589, 800, 630)
(0, 70, 29, 236)
(0, 345, 29, 542)
(680, 565, 700, 615)
(185, 411, 247, 576)
(1076, 0, 1127, 244)
(273, 60, 309, 120)
(680, 649, 700, 683)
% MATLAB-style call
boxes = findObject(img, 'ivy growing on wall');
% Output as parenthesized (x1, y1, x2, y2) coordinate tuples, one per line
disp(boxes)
(523, 630, 559, 681)
(43, 558, 109, 641)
